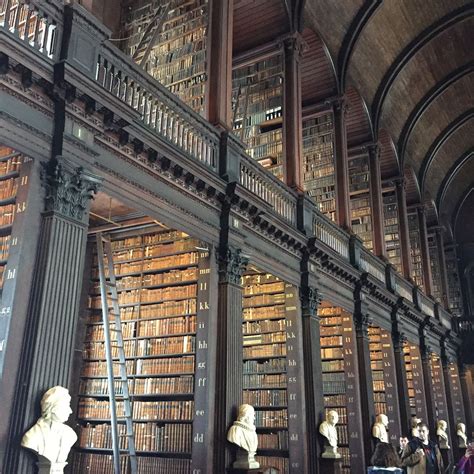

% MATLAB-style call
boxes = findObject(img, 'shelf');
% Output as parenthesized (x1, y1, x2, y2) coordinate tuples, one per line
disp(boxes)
(87, 331, 196, 343)
(78, 417, 193, 423)
(0, 224, 13, 237)
(83, 352, 196, 362)
(92, 262, 199, 280)
(242, 301, 285, 309)
(243, 328, 286, 337)
(243, 290, 285, 298)
(0, 196, 16, 206)
(90, 279, 198, 295)
(0, 170, 19, 182)
(244, 385, 287, 391)
(243, 354, 287, 362)
(99, 248, 198, 266)
(80, 372, 195, 380)
(86, 312, 198, 325)
(75, 447, 192, 458)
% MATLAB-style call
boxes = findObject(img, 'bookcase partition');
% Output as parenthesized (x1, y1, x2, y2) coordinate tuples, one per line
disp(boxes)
(428, 233, 442, 303)
(429, 353, 449, 424)
(349, 154, 373, 251)
(0, 147, 32, 378)
(302, 112, 336, 221)
(447, 361, 465, 425)
(73, 226, 212, 473)
(403, 342, 428, 424)
(232, 54, 284, 181)
(445, 247, 462, 317)
(368, 326, 401, 441)
(121, 0, 209, 115)
(383, 187, 402, 274)
(319, 304, 364, 474)
(241, 271, 306, 473)
(408, 212, 424, 290)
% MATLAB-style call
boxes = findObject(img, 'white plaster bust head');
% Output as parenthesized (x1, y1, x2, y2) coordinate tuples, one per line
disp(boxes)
(411, 417, 421, 438)
(436, 420, 450, 449)
(372, 414, 389, 442)
(457, 422, 467, 448)
(227, 404, 259, 469)
(319, 410, 341, 458)
(21, 386, 77, 467)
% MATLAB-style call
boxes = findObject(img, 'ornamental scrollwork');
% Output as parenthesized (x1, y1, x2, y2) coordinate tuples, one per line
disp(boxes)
(41, 158, 101, 224)
(217, 247, 249, 285)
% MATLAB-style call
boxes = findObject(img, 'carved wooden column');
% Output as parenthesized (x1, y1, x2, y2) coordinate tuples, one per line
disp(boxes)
(394, 177, 413, 280)
(368, 144, 385, 258)
(282, 34, 304, 191)
(416, 205, 433, 296)
(354, 284, 376, 466)
(420, 332, 437, 433)
(332, 98, 351, 230)
(434, 227, 450, 309)
(300, 254, 324, 473)
(207, 0, 234, 128)
(4, 159, 100, 474)
(214, 246, 248, 472)
(391, 318, 411, 435)
(441, 345, 459, 460)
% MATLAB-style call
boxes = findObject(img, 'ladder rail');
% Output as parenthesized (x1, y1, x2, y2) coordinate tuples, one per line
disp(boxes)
(96, 232, 138, 474)
(96, 233, 122, 474)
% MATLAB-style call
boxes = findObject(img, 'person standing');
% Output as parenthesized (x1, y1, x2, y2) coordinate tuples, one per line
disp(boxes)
(401, 423, 443, 474)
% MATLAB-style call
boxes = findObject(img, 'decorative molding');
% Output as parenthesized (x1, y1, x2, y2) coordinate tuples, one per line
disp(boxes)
(41, 158, 101, 223)
(217, 247, 249, 285)
(300, 286, 321, 317)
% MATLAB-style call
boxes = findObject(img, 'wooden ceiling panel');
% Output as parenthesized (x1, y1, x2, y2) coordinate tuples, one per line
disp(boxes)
(404, 74, 474, 174)
(404, 166, 421, 206)
(347, 0, 468, 110)
(453, 187, 474, 243)
(423, 119, 474, 201)
(303, 0, 364, 62)
(301, 28, 337, 103)
(345, 86, 372, 147)
(378, 129, 399, 179)
(380, 18, 474, 145)
(233, 0, 289, 54)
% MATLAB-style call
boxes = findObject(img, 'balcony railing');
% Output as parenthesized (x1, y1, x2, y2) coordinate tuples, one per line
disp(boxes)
(239, 154, 297, 226)
(360, 248, 386, 283)
(312, 210, 350, 259)
(0, 0, 60, 62)
(95, 43, 220, 172)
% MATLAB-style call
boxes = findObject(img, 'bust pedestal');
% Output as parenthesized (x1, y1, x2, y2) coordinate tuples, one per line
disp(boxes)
(439, 448, 450, 468)
(320, 457, 343, 474)
(37, 456, 67, 474)
(232, 448, 259, 470)
(322, 445, 341, 459)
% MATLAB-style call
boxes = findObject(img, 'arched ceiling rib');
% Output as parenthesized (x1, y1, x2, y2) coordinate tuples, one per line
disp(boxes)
(378, 129, 400, 179)
(404, 74, 474, 175)
(420, 113, 474, 195)
(345, 86, 373, 147)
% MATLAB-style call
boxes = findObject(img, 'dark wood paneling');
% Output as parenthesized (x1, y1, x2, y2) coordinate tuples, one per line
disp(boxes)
(379, 129, 400, 179)
(345, 86, 373, 147)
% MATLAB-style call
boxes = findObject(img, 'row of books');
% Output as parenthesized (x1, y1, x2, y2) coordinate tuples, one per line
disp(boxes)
(243, 306, 285, 321)
(0, 235, 11, 260)
(111, 239, 197, 262)
(79, 375, 194, 397)
(242, 292, 285, 308)
(0, 204, 15, 226)
(258, 431, 289, 450)
(256, 456, 289, 473)
(321, 347, 344, 359)
(83, 335, 195, 359)
(132, 400, 193, 420)
(81, 356, 194, 377)
(243, 358, 286, 374)
(243, 389, 287, 407)
(321, 335, 343, 346)
(243, 332, 286, 346)
(321, 359, 345, 371)
(322, 381, 346, 394)
(243, 373, 287, 389)
(0, 177, 18, 201)
(243, 343, 286, 359)
(0, 154, 21, 175)
(242, 319, 286, 335)
(243, 281, 285, 295)
(255, 409, 288, 428)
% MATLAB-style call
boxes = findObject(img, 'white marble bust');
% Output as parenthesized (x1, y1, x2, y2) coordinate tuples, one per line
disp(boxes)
(411, 416, 422, 438)
(457, 422, 467, 448)
(21, 386, 77, 472)
(227, 404, 260, 469)
(319, 410, 341, 459)
(436, 420, 450, 449)
(372, 414, 389, 443)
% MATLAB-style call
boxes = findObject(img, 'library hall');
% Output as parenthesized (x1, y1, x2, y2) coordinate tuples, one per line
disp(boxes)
(0, 0, 473, 473)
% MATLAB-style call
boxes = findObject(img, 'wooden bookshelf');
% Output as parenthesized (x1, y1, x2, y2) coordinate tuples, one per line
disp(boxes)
(0, 147, 32, 377)
(319, 305, 364, 474)
(383, 188, 402, 273)
(232, 55, 284, 181)
(121, 0, 209, 114)
(403, 342, 428, 423)
(241, 271, 305, 473)
(73, 226, 212, 473)
(408, 212, 424, 290)
(427, 233, 442, 302)
(445, 247, 462, 317)
(349, 155, 373, 251)
(429, 353, 449, 423)
(302, 113, 336, 221)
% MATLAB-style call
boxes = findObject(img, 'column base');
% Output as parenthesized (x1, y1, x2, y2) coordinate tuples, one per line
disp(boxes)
(320, 457, 344, 474)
